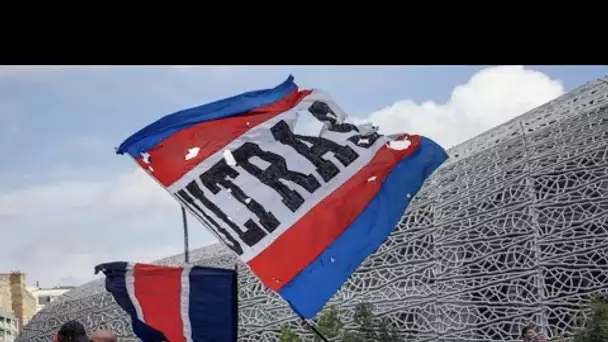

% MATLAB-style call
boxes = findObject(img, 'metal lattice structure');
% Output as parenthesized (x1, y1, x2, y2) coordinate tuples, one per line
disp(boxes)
(16, 77, 608, 342)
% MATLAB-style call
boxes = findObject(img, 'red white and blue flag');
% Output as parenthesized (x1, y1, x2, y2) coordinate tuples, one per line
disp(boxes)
(116, 76, 448, 318)
(94, 262, 238, 342)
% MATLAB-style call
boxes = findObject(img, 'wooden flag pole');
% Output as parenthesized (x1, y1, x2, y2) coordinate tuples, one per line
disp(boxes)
(123, 153, 192, 265)
(181, 206, 190, 264)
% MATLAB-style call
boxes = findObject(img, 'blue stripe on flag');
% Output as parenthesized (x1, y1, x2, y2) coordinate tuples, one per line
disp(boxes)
(188, 267, 238, 342)
(278, 137, 448, 318)
(116, 75, 297, 158)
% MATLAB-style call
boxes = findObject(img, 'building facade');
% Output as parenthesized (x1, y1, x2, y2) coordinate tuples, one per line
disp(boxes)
(16, 76, 608, 342)
(0, 273, 36, 341)
(0, 311, 18, 342)
(27, 287, 74, 314)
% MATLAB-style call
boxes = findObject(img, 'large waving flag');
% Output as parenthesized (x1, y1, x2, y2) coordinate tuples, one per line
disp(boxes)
(94, 262, 238, 342)
(116, 76, 448, 318)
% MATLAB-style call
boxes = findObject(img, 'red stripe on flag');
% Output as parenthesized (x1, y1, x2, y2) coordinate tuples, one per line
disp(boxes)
(136, 89, 312, 187)
(133, 264, 186, 342)
(247, 135, 422, 292)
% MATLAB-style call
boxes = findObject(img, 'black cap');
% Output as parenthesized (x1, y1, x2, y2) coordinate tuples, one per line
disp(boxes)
(58, 320, 88, 342)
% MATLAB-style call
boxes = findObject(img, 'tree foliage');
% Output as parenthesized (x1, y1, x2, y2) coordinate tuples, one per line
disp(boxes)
(572, 295, 608, 342)
(279, 325, 303, 342)
(279, 303, 402, 342)
(316, 305, 344, 341)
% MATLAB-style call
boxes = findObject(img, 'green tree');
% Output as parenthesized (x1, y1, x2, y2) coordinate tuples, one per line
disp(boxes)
(345, 303, 402, 342)
(351, 302, 377, 341)
(315, 305, 345, 341)
(376, 317, 402, 342)
(282, 303, 402, 342)
(573, 295, 608, 342)
(279, 325, 303, 342)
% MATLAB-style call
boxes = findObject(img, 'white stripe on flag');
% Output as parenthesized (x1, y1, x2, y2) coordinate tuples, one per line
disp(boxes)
(180, 265, 194, 342)
(125, 263, 146, 323)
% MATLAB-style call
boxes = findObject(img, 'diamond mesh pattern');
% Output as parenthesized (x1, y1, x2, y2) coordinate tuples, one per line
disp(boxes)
(16, 77, 608, 342)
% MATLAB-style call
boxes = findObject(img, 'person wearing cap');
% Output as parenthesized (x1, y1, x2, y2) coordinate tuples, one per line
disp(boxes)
(55, 320, 89, 342)
(90, 329, 118, 342)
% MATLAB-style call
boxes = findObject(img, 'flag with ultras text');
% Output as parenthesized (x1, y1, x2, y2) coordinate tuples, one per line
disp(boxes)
(115, 76, 448, 318)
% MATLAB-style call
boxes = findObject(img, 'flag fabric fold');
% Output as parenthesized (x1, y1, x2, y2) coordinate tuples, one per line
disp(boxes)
(116, 76, 448, 318)
(94, 262, 238, 342)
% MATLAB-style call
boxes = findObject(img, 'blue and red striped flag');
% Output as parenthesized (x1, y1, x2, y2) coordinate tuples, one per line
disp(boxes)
(94, 262, 238, 342)
(116, 76, 448, 318)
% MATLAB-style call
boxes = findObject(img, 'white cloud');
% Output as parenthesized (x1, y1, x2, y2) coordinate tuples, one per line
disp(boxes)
(360, 65, 565, 148)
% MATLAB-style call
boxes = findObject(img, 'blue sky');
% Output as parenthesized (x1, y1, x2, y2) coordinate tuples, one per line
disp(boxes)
(0, 65, 606, 287)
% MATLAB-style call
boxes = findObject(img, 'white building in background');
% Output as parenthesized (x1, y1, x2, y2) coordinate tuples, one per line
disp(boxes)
(27, 285, 74, 313)
(0, 310, 18, 342)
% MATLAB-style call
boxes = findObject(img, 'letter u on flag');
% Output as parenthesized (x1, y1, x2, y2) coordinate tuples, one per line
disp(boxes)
(115, 76, 448, 318)
(94, 262, 238, 342)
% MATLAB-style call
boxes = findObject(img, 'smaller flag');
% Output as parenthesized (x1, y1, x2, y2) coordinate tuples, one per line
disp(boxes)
(94, 262, 238, 342)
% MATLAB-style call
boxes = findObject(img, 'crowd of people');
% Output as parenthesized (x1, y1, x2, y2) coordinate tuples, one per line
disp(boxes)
(55, 320, 117, 342)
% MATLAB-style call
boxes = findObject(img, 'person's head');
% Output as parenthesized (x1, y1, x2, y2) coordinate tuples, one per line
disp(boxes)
(522, 325, 535, 338)
(56, 320, 88, 342)
(90, 329, 117, 342)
